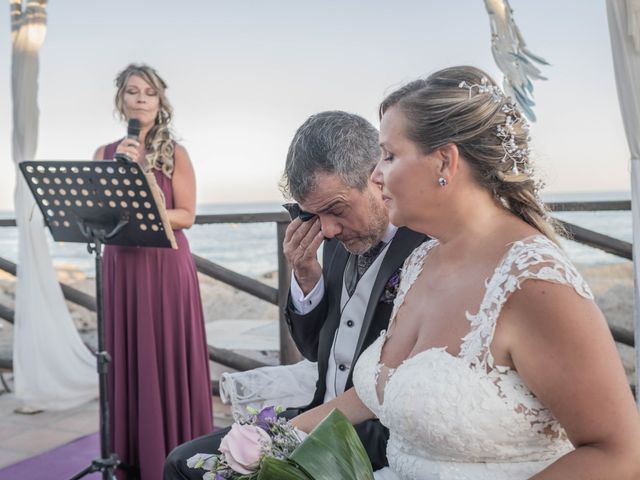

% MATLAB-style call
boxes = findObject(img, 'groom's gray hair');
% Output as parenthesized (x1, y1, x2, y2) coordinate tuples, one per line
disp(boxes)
(280, 110, 380, 201)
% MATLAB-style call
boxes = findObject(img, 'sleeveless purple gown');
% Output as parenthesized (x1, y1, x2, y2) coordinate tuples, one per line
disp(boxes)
(102, 141, 213, 479)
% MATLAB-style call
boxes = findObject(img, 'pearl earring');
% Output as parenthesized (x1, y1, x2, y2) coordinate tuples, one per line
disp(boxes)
(438, 176, 448, 187)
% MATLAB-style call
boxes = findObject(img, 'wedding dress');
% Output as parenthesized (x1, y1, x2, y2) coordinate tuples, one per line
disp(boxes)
(353, 235, 593, 480)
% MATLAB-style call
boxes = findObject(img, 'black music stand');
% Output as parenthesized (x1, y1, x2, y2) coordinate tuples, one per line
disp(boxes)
(20, 160, 176, 480)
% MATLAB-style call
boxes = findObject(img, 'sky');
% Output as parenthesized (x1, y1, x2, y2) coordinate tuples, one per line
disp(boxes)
(0, 1, 632, 211)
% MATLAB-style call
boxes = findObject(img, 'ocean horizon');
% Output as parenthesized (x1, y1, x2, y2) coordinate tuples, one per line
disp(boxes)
(0, 191, 633, 279)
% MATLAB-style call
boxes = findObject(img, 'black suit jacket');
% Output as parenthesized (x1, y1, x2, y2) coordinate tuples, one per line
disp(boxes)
(285, 227, 427, 408)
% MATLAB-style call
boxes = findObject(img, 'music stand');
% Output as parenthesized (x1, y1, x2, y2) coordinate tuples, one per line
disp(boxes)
(20, 160, 177, 480)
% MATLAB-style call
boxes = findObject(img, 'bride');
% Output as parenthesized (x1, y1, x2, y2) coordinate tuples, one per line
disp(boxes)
(292, 66, 640, 479)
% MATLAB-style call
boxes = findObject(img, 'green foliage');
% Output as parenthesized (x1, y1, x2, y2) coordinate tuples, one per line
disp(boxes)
(289, 409, 374, 480)
(257, 456, 312, 480)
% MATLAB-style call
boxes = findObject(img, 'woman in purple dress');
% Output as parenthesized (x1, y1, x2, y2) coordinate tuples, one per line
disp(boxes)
(93, 63, 213, 479)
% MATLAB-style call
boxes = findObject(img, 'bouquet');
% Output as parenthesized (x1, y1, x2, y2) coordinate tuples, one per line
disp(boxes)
(187, 406, 374, 480)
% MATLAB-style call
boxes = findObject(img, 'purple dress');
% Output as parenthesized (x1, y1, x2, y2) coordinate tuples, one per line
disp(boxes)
(102, 141, 213, 479)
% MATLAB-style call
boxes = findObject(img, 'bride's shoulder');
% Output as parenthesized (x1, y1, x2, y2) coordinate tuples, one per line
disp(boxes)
(500, 234, 593, 300)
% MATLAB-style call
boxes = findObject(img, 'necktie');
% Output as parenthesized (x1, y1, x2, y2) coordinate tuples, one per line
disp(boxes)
(344, 241, 386, 297)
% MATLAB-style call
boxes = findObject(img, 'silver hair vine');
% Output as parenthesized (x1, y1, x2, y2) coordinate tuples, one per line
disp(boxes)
(459, 77, 532, 175)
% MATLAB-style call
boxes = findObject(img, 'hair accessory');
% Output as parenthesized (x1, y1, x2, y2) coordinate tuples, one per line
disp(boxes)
(458, 77, 531, 176)
(438, 176, 448, 187)
(496, 103, 531, 175)
(459, 77, 503, 103)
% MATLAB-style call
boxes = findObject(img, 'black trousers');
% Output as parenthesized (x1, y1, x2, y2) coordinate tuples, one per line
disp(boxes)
(163, 409, 388, 479)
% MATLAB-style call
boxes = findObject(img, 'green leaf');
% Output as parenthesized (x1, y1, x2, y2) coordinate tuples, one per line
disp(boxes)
(290, 409, 374, 480)
(237, 474, 259, 480)
(257, 456, 313, 480)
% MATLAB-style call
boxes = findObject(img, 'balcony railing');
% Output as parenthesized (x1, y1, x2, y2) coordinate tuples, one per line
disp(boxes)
(0, 201, 635, 380)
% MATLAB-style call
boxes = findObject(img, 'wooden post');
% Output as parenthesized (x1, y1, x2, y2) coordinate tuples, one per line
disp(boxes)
(277, 221, 302, 365)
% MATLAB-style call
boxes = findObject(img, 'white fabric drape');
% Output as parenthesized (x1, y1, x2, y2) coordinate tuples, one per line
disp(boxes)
(11, 0, 97, 410)
(606, 0, 640, 406)
(219, 360, 318, 418)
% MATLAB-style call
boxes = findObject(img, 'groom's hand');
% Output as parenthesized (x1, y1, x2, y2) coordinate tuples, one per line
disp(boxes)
(284, 217, 323, 295)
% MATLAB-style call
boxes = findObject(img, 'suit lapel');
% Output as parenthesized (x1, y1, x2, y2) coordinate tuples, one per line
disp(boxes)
(350, 228, 427, 368)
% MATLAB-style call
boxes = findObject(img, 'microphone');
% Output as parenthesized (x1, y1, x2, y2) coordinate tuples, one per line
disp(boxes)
(114, 118, 141, 164)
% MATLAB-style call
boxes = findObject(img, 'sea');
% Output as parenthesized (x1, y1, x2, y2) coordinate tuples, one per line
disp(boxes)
(0, 192, 633, 279)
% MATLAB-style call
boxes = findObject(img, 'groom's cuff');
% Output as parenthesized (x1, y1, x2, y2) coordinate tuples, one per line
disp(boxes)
(290, 275, 324, 314)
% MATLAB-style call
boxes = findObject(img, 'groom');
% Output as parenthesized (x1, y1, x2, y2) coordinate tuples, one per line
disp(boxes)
(163, 111, 426, 478)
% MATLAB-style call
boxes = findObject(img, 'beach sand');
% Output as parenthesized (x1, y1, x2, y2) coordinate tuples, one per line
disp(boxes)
(0, 261, 635, 382)
(576, 261, 635, 385)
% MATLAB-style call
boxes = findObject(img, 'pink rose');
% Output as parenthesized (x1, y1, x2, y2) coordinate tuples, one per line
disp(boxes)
(219, 423, 272, 474)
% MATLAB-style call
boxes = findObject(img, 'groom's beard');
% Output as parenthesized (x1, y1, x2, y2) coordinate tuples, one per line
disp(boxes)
(339, 194, 388, 255)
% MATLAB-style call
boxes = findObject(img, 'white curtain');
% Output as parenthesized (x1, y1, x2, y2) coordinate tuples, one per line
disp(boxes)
(606, 0, 640, 406)
(12, 0, 97, 410)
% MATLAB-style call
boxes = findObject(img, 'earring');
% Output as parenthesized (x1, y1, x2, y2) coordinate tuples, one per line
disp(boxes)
(438, 176, 448, 187)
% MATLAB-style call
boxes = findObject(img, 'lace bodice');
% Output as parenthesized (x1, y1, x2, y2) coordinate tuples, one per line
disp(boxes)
(353, 235, 593, 480)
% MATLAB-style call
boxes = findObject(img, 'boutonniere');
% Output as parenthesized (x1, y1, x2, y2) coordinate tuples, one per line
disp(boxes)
(380, 270, 401, 304)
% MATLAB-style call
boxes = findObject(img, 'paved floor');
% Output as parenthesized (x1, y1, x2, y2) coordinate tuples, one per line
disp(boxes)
(0, 318, 280, 470)
(0, 374, 233, 470)
(0, 378, 99, 469)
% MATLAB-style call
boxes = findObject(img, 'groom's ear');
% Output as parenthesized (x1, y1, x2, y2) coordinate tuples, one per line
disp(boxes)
(435, 143, 459, 180)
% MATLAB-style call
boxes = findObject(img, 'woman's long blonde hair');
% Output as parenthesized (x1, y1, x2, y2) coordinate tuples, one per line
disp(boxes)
(115, 63, 175, 178)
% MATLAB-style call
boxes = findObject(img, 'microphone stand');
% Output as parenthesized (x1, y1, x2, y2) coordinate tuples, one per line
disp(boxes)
(19, 159, 176, 480)
(69, 218, 128, 480)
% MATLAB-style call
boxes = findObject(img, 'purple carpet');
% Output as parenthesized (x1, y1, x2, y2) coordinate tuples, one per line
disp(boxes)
(0, 432, 100, 480)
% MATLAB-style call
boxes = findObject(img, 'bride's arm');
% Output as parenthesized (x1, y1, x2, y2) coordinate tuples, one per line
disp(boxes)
(504, 280, 640, 480)
(291, 387, 375, 433)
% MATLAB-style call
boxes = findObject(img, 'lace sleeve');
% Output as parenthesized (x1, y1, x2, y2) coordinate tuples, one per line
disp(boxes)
(507, 236, 593, 300)
(461, 235, 593, 369)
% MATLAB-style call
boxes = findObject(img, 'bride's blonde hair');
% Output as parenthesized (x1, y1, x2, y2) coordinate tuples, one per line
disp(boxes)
(380, 65, 562, 242)
(115, 63, 175, 178)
